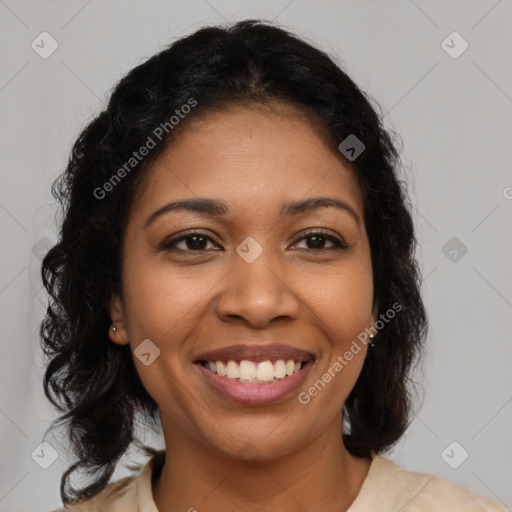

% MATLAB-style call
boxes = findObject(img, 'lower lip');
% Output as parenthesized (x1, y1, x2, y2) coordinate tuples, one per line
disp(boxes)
(196, 361, 313, 406)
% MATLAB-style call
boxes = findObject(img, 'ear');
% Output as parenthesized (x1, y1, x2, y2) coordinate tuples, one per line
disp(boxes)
(108, 294, 130, 346)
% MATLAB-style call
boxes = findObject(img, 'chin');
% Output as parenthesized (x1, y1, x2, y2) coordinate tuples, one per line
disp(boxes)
(204, 426, 305, 463)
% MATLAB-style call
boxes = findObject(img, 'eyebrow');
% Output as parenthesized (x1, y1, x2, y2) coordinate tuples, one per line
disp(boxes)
(144, 196, 361, 228)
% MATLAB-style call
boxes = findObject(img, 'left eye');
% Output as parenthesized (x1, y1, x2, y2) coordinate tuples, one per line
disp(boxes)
(160, 230, 349, 252)
(292, 232, 349, 251)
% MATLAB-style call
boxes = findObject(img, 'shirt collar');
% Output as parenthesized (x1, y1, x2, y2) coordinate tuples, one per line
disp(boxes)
(136, 449, 381, 511)
(137, 450, 165, 512)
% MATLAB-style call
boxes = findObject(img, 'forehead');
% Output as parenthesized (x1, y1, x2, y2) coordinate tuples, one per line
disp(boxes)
(133, 103, 364, 220)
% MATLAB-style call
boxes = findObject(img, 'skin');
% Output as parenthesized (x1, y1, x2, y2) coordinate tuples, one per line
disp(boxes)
(109, 102, 378, 512)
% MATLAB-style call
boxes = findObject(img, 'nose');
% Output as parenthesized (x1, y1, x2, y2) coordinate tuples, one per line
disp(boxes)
(216, 249, 300, 329)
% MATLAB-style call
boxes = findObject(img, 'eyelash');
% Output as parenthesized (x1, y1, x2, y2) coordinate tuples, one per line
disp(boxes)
(160, 229, 351, 253)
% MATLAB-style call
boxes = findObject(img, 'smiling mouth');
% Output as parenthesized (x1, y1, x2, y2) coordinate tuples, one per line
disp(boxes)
(197, 359, 309, 385)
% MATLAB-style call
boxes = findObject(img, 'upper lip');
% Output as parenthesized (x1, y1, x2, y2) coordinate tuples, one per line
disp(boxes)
(195, 343, 314, 363)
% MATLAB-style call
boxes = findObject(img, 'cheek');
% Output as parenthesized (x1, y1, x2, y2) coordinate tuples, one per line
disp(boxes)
(121, 261, 199, 416)
(123, 240, 374, 348)
(122, 252, 210, 340)
(301, 255, 374, 345)
(120, 253, 217, 401)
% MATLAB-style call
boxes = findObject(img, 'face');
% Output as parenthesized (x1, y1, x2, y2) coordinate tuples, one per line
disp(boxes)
(109, 102, 377, 460)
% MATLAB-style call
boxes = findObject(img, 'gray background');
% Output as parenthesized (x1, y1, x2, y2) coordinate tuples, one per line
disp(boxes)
(1, 1, 511, 511)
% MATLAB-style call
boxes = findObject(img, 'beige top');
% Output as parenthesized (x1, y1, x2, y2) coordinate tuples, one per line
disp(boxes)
(54, 450, 509, 511)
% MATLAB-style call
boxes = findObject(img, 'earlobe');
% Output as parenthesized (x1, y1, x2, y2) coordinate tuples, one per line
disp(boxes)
(109, 324, 130, 345)
(108, 294, 130, 345)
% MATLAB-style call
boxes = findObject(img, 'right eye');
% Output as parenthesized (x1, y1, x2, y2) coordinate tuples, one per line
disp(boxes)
(159, 230, 221, 253)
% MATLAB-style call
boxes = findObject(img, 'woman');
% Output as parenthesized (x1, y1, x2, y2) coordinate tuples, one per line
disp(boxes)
(41, 19, 507, 512)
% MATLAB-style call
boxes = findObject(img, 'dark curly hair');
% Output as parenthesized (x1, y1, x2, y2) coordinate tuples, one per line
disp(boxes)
(40, 19, 428, 505)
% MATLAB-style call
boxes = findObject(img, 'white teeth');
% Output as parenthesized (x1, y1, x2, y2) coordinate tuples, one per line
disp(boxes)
(274, 360, 287, 379)
(256, 361, 275, 382)
(215, 361, 226, 376)
(239, 360, 256, 381)
(226, 360, 239, 379)
(206, 359, 304, 384)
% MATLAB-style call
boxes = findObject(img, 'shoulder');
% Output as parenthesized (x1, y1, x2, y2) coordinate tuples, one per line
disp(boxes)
(48, 450, 165, 512)
(51, 474, 138, 512)
(353, 454, 509, 511)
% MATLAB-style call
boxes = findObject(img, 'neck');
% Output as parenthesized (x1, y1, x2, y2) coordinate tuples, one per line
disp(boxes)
(152, 412, 372, 512)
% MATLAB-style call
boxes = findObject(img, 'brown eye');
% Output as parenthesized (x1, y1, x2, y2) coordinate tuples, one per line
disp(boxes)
(160, 230, 220, 252)
(292, 231, 350, 251)
(160, 229, 350, 254)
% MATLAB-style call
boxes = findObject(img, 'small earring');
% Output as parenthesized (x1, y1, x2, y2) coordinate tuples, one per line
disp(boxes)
(111, 325, 117, 332)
